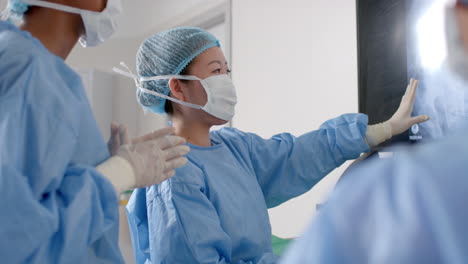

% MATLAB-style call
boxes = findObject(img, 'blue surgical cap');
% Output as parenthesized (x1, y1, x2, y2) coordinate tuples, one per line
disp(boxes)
(136, 27, 220, 114)
(6, 0, 29, 18)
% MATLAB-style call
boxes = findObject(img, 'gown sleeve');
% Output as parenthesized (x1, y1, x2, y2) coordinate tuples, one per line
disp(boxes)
(0, 60, 123, 263)
(244, 114, 370, 207)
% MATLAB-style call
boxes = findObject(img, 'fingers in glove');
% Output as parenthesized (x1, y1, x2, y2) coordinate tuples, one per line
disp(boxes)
(119, 125, 131, 145)
(157, 135, 187, 150)
(408, 78, 419, 106)
(402, 79, 415, 102)
(152, 170, 176, 185)
(164, 157, 189, 172)
(400, 78, 418, 112)
(132, 127, 175, 144)
(164, 170, 176, 179)
(108, 122, 121, 155)
(109, 123, 120, 143)
(402, 84, 410, 102)
(163, 145, 190, 161)
(410, 115, 430, 126)
(111, 122, 119, 136)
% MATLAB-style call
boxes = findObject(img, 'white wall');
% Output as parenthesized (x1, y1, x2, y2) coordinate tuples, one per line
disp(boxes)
(231, 0, 359, 238)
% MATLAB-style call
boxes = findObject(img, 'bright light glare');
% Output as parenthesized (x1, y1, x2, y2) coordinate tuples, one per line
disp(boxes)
(416, 1, 448, 71)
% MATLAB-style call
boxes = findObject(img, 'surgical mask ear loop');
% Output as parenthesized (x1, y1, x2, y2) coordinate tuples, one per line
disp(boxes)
(113, 62, 151, 113)
(112, 62, 204, 110)
(137, 87, 203, 110)
(113, 62, 140, 87)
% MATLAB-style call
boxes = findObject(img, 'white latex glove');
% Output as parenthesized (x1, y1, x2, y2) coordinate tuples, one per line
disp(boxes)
(98, 126, 189, 194)
(366, 78, 430, 147)
(386, 78, 430, 136)
(118, 127, 190, 188)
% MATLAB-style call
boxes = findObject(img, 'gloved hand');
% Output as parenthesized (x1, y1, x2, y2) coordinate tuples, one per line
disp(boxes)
(386, 78, 430, 136)
(117, 127, 190, 188)
(98, 126, 189, 194)
(107, 122, 130, 155)
(366, 79, 430, 147)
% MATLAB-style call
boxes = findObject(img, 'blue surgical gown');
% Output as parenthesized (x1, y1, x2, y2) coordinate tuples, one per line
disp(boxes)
(281, 127, 468, 264)
(127, 114, 370, 264)
(0, 21, 124, 263)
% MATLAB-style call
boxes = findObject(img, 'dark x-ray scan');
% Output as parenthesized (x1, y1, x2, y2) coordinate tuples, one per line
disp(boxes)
(357, 0, 468, 145)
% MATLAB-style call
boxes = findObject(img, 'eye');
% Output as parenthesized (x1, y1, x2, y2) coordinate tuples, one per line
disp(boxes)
(212, 69, 222, 74)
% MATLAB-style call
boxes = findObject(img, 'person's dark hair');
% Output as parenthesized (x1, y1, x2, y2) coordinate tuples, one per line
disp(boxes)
(164, 64, 192, 114)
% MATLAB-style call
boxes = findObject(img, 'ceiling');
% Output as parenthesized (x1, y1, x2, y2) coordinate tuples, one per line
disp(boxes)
(0, 0, 226, 39)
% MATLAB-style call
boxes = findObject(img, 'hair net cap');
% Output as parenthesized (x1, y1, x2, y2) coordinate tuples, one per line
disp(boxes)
(136, 27, 220, 114)
(5, 0, 29, 17)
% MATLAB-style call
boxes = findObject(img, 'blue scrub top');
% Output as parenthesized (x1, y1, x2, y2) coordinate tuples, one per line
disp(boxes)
(127, 114, 370, 264)
(0, 21, 124, 263)
(281, 127, 468, 264)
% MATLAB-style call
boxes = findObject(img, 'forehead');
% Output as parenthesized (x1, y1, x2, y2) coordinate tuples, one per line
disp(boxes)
(191, 47, 227, 66)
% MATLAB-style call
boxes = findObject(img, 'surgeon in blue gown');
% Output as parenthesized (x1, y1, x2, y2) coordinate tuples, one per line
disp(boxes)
(124, 27, 429, 263)
(0, 0, 189, 263)
(281, 1, 468, 263)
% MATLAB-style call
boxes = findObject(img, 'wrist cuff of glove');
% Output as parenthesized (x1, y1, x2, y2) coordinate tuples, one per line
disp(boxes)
(96, 156, 136, 195)
(366, 122, 392, 148)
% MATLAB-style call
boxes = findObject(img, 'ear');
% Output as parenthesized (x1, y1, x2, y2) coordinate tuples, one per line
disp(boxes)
(168, 78, 186, 102)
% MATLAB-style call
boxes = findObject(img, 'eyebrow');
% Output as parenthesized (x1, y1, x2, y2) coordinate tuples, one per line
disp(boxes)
(208, 60, 228, 66)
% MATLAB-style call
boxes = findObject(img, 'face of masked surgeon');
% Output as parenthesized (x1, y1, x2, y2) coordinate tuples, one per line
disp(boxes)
(446, 1, 468, 80)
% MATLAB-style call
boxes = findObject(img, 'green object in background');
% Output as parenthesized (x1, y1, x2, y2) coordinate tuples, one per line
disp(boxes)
(272, 235, 294, 257)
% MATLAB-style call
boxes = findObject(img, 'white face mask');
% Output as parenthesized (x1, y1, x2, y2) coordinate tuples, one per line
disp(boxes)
(445, 6, 468, 81)
(20, 0, 122, 47)
(113, 65, 238, 121)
